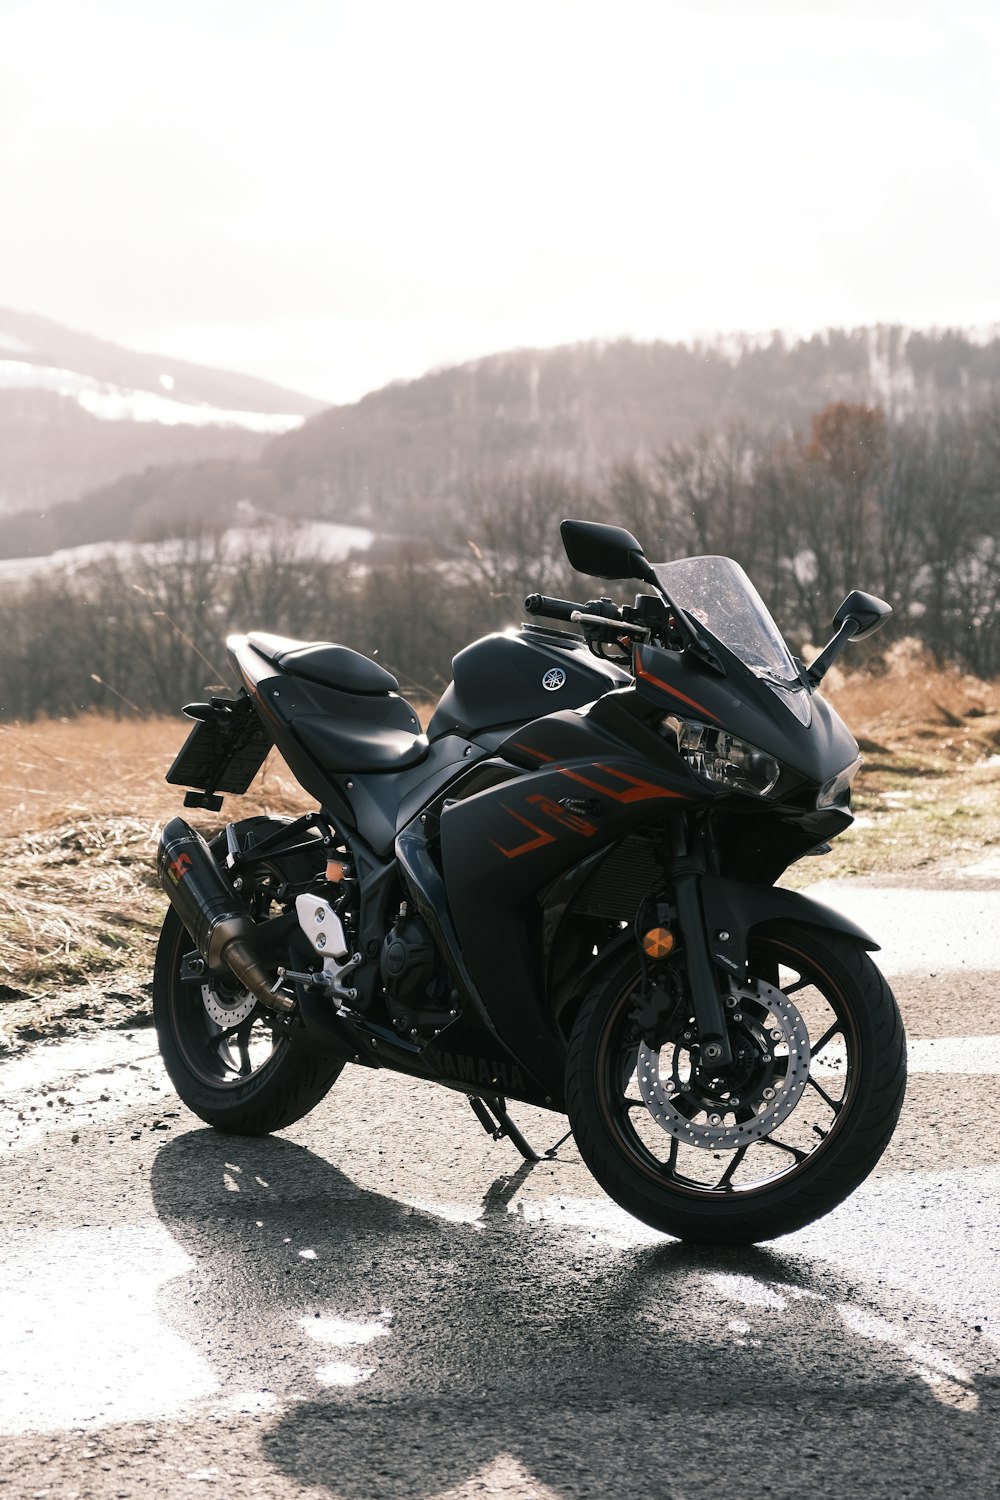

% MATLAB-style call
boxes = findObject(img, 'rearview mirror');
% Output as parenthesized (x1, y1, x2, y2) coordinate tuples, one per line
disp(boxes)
(832, 590, 892, 641)
(808, 589, 893, 686)
(560, 518, 656, 583)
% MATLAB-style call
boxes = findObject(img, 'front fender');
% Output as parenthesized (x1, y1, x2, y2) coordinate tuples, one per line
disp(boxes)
(701, 875, 879, 978)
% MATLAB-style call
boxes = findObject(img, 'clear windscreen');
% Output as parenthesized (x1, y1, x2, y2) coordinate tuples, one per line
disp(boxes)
(652, 555, 802, 689)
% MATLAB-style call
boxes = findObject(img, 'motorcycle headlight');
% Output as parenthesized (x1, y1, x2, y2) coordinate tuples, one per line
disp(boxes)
(817, 755, 863, 810)
(660, 715, 782, 798)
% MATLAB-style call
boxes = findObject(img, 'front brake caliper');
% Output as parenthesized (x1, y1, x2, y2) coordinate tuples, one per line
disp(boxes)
(629, 973, 686, 1048)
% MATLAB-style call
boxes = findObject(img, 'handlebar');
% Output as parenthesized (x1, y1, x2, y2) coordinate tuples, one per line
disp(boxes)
(523, 593, 588, 623)
(524, 592, 650, 653)
(526, 580, 722, 670)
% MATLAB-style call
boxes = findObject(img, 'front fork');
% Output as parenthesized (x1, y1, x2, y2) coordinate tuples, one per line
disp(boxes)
(662, 820, 734, 1070)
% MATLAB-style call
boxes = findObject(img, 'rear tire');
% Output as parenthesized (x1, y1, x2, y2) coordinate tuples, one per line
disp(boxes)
(153, 819, 345, 1135)
(565, 922, 906, 1244)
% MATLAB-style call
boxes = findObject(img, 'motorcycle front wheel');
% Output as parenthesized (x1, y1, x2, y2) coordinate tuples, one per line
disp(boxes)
(565, 922, 906, 1244)
(153, 817, 345, 1135)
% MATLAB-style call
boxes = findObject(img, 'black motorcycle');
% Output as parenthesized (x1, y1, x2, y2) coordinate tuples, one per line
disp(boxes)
(154, 518, 905, 1244)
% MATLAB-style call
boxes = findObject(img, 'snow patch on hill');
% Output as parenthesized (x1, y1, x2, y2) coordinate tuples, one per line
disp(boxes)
(0, 520, 374, 583)
(0, 359, 304, 434)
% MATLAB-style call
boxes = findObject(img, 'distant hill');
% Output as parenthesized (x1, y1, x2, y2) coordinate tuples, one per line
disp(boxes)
(0, 308, 325, 512)
(4, 324, 1000, 558)
(262, 326, 1000, 527)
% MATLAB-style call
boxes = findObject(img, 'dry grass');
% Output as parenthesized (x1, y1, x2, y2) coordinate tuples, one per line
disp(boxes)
(825, 637, 1000, 770)
(0, 715, 313, 1051)
(0, 715, 313, 837)
(0, 655, 997, 1052)
(802, 640, 1000, 884)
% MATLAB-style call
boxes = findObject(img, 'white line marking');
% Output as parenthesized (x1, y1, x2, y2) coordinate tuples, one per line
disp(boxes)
(799, 884, 1000, 976)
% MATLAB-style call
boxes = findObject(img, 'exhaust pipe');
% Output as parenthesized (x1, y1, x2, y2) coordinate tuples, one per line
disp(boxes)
(157, 816, 294, 1014)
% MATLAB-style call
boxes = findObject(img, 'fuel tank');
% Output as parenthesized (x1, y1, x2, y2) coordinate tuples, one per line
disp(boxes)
(427, 624, 629, 740)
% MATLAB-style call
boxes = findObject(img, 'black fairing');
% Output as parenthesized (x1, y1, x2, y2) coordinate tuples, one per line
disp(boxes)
(427, 625, 630, 740)
(633, 641, 859, 787)
(438, 698, 701, 1097)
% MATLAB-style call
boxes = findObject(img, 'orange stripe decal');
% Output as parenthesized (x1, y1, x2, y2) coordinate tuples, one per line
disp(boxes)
(559, 764, 686, 804)
(511, 742, 556, 763)
(490, 806, 558, 859)
(634, 648, 721, 722)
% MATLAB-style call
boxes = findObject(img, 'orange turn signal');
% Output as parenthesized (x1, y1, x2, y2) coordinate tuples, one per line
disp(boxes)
(642, 926, 675, 959)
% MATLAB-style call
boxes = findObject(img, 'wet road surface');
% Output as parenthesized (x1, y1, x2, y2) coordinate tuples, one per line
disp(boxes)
(0, 873, 998, 1500)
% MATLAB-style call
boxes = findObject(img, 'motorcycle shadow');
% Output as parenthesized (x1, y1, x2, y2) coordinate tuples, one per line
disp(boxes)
(149, 1128, 997, 1500)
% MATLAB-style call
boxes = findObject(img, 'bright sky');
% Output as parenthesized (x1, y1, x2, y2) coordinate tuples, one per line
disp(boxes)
(2, 0, 999, 404)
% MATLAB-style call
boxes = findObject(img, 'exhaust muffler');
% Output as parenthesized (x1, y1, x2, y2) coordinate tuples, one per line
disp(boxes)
(157, 816, 294, 1013)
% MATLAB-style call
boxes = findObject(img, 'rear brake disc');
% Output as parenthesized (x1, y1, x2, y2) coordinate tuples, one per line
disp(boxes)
(201, 978, 256, 1028)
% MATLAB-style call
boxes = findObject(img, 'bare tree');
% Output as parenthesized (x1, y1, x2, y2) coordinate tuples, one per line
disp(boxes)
(461, 469, 602, 615)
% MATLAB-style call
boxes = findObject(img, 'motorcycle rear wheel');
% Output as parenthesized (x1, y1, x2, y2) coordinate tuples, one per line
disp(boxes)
(153, 819, 344, 1135)
(565, 922, 906, 1244)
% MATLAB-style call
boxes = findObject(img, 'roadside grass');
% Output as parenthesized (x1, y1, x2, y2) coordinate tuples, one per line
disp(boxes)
(0, 715, 313, 1050)
(1, 647, 998, 1052)
(785, 640, 1000, 884)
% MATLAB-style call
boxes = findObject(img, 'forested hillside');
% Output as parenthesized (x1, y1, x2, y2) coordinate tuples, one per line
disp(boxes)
(4, 325, 1000, 558)
(263, 326, 1000, 530)
(4, 324, 1000, 718)
(4, 397, 1000, 719)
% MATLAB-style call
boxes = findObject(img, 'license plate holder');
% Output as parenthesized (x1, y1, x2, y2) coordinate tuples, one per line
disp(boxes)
(166, 696, 271, 795)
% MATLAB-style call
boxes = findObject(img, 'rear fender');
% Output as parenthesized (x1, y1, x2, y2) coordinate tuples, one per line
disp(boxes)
(701, 876, 879, 979)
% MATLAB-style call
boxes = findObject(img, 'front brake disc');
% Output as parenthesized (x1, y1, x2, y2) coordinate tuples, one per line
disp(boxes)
(635, 977, 811, 1150)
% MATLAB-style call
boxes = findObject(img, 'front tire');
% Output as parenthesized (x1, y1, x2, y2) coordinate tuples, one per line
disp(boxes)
(565, 922, 906, 1244)
(153, 820, 345, 1135)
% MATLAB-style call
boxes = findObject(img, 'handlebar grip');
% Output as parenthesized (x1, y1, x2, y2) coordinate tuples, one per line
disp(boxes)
(524, 593, 584, 622)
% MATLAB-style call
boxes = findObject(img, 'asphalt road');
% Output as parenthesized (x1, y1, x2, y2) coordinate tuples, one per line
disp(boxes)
(0, 869, 998, 1500)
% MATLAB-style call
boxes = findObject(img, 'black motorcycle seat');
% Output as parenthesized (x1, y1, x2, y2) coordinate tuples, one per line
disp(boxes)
(247, 631, 399, 695)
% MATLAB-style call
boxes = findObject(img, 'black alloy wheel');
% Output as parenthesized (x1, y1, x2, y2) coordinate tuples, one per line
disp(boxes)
(565, 921, 906, 1244)
(153, 819, 344, 1135)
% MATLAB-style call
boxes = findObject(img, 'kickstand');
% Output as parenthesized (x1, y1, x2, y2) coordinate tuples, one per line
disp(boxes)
(469, 1094, 541, 1163)
(543, 1128, 573, 1160)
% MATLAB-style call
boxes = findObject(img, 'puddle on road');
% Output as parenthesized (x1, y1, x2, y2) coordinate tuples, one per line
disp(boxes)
(0, 1033, 158, 1094)
(0, 1164, 994, 1438)
(0, 1220, 216, 1434)
(0, 1032, 170, 1153)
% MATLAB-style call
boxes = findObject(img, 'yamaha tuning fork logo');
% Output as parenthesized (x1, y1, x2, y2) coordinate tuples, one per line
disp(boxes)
(541, 667, 567, 691)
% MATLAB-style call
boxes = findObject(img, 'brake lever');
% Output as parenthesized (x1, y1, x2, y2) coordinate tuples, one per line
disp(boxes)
(570, 610, 650, 641)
